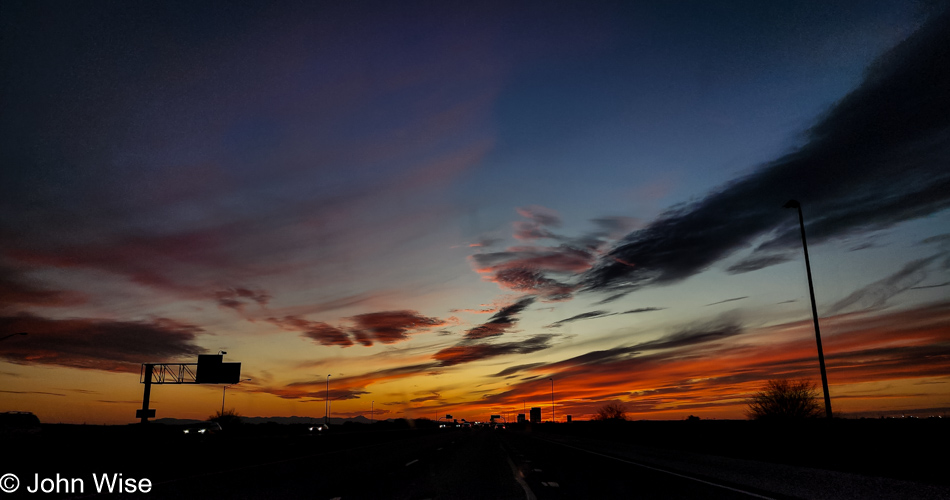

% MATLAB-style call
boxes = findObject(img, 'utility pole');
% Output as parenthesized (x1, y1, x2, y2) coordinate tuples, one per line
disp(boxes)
(784, 199, 833, 418)
(325, 374, 331, 425)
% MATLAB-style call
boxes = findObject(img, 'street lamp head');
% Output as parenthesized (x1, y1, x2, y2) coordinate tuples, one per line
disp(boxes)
(218, 350, 227, 355)
(783, 199, 801, 209)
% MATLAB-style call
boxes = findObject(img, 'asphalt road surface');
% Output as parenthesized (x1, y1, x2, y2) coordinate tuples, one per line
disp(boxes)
(144, 429, 526, 500)
(92, 429, 774, 500)
(7, 427, 950, 499)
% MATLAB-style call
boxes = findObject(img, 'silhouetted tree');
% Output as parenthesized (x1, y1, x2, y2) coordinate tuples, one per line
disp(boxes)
(208, 408, 243, 428)
(594, 402, 627, 421)
(746, 379, 822, 420)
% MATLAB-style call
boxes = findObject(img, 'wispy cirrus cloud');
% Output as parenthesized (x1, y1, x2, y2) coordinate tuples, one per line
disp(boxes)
(410, 392, 443, 403)
(625, 323, 743, 352)
(267, 316, 354, 347)
(704, 296, 749, 307)
(827, 253, 947, 314)
(489, 267, 578, 301)
(513, 205, 562, 241)
(468, 208, 645, 301)
(545, 307, 665, 328)
(433, 334, 555, 366)
(264, 363, 442, 401)
(215, 286, 271, 312)
(726, 254, 795, 275)
(0, 390, 66, 397)
(350, 311, 453, 346)
(464, 296, 535, 340)
(911, 281, 950, 290)
(621, 307, 665, 314)
(269, 310, 451, 347)
(491, 363, 546, 377)
(471, 246, 595, 275)
(582, 10, 950, 298)
(475, 300, 950, 418)
(545, 311, 612, 328)
(0, 265, 87, 310)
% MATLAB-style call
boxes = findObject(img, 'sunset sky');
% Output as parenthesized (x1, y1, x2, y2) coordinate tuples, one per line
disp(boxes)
(2, 1, 949, 425)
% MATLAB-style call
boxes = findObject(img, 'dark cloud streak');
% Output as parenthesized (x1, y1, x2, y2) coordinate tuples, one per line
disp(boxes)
(215, 286, 271, 312)
(349, 311, 448, 346)
(267, 316, 354, 347)
(704, 296, 748, 307)
(827, 254, 945, 314)
(545, 310, 611, 328)
(434, 334, 555, 366)
(464, 297, 535, 340)
(0, 313, 205, 372)
(491, 362, 546, 377)
(582, 10, 950, 295)
(0, 265, 87, 309)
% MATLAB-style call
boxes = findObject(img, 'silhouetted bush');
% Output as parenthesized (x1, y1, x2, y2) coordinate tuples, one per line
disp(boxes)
(208, 408, 244, 428)
(594, 402, 627, 421)
(746, 379, 822, 420)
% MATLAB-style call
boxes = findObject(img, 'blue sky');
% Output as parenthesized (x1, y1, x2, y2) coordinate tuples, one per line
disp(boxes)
(1, 1, 948, 423)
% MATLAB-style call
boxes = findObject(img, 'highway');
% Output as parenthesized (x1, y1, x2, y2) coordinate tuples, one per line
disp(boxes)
(147, 429, 525, 499)
(8, 425, 950, 499)
(96, 429, 780, 499)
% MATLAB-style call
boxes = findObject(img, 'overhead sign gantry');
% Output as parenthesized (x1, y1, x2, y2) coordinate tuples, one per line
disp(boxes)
(137, 354, 241, 423)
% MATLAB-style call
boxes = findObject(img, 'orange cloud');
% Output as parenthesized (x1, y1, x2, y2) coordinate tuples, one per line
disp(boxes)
(445, 301, 950, 420)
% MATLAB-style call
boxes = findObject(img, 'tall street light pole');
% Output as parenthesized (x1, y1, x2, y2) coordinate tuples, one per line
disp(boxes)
(325, 374, 331, 425)
(549, 378, 554, 423)
(784, 199, 833, 418)
(371, 400, 374, 424)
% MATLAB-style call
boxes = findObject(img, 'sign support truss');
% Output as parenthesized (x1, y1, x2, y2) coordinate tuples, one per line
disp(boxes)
(137, 355, 241, 424)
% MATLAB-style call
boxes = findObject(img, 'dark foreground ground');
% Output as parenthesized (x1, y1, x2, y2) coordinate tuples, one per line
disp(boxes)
(2, 418, 947, 499)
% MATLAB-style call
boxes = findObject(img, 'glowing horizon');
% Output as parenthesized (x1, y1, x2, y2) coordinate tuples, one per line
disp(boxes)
(2, 1, 949, 425)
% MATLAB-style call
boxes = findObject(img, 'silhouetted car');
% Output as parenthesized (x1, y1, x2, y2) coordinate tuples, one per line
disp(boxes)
(0, 411, 41, 438)
(181, 421, 222, 436)
(308, 423, 329, 435)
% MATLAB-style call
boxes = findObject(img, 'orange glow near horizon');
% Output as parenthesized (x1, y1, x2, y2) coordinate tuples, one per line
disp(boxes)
(4, 300, 949, 424)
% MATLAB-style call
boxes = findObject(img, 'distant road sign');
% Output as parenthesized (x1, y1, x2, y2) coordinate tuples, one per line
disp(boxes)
(138, 354, 242, 423)
(196, 354, 241, 384)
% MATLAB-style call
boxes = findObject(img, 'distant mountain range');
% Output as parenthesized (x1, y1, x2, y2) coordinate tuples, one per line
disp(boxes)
(153, 415, 383, 426)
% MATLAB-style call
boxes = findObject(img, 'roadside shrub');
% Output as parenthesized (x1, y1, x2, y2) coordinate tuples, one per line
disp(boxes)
(208, 408, 244, 428)
(746, 379, 822, 420)
(594, 402, 627, 421)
